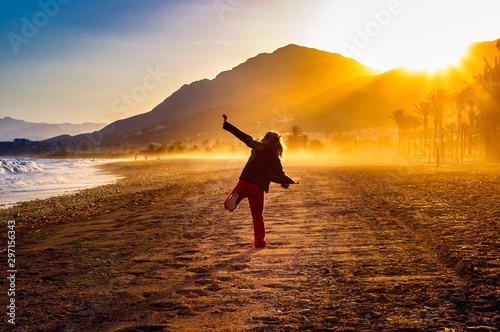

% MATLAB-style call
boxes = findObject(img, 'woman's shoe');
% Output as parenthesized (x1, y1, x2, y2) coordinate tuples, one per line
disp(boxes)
(225, 192, 240, 211)
(254, 240, 267, 249)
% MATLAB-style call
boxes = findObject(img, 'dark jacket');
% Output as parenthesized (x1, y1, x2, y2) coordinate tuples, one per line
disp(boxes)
(223, 121, 295, 192)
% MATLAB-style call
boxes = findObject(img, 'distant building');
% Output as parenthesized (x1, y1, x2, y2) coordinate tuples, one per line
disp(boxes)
(0, 138, 49, 156)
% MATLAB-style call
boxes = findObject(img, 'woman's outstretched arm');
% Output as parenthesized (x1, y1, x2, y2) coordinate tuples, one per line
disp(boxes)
(222, 114, 261, 149)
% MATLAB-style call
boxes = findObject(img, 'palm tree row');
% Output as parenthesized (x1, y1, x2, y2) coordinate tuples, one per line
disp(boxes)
(389, 42, 500, 162)
(390, 87, 477, 159)
(388, 109, 422, 155)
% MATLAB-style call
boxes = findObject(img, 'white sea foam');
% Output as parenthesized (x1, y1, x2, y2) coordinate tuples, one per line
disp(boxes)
(0, 159, 119, 208)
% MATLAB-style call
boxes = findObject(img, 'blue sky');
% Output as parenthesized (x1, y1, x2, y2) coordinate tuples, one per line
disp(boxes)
(1, 0, 500, 124)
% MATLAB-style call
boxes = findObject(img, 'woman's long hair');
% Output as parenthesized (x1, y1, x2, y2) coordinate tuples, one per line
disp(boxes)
(261, 131, 286, 160)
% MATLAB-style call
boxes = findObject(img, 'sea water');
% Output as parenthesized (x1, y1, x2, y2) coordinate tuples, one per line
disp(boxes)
(0, 159, 119, 209)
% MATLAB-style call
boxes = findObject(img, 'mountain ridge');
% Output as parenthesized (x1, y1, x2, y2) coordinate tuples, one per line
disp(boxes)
(4, 39, 500, 155)
(0, 117, 106, 142)
(47, 44, 378, 150)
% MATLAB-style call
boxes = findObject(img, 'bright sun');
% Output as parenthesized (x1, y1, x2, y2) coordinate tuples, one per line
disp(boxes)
(400, 45, 469, 73)
(350, 42, 471, 74)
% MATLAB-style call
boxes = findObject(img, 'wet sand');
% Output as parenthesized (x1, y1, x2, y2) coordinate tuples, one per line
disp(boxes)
(1, 158, 499, 331)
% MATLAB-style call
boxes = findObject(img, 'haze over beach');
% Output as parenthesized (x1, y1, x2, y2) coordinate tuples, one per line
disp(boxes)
(1, 1, 500, 331)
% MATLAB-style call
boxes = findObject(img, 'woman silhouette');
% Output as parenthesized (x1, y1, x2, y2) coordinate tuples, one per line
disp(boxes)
(222, 114, 297, 248)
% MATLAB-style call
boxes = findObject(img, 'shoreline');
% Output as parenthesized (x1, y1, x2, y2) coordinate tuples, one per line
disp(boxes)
(0, 159, 123, 210)
(0, 158, 240, 233)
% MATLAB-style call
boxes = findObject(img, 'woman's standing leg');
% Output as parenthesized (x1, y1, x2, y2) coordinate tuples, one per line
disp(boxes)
(246, 183, 266, 248)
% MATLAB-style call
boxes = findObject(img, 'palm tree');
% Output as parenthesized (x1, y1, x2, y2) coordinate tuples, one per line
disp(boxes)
(453, 87, 472, 158)
(476, 57, 500, 105)
(406, 115, 422, 157)
(414, 101, 432, 156)
(468, 106, 476, 157)
(389, 109, 408, 155)
(287, 125, 304, 151)
(289, 125, 303, 138)
(474, 57, 500, 161)
(426, 88, 451, 157)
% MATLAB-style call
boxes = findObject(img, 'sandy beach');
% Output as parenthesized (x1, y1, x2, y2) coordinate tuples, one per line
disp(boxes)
(1, 158, 499, 331)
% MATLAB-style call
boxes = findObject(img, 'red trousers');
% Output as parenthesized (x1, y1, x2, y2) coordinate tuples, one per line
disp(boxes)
(224, 180, 266, 247)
